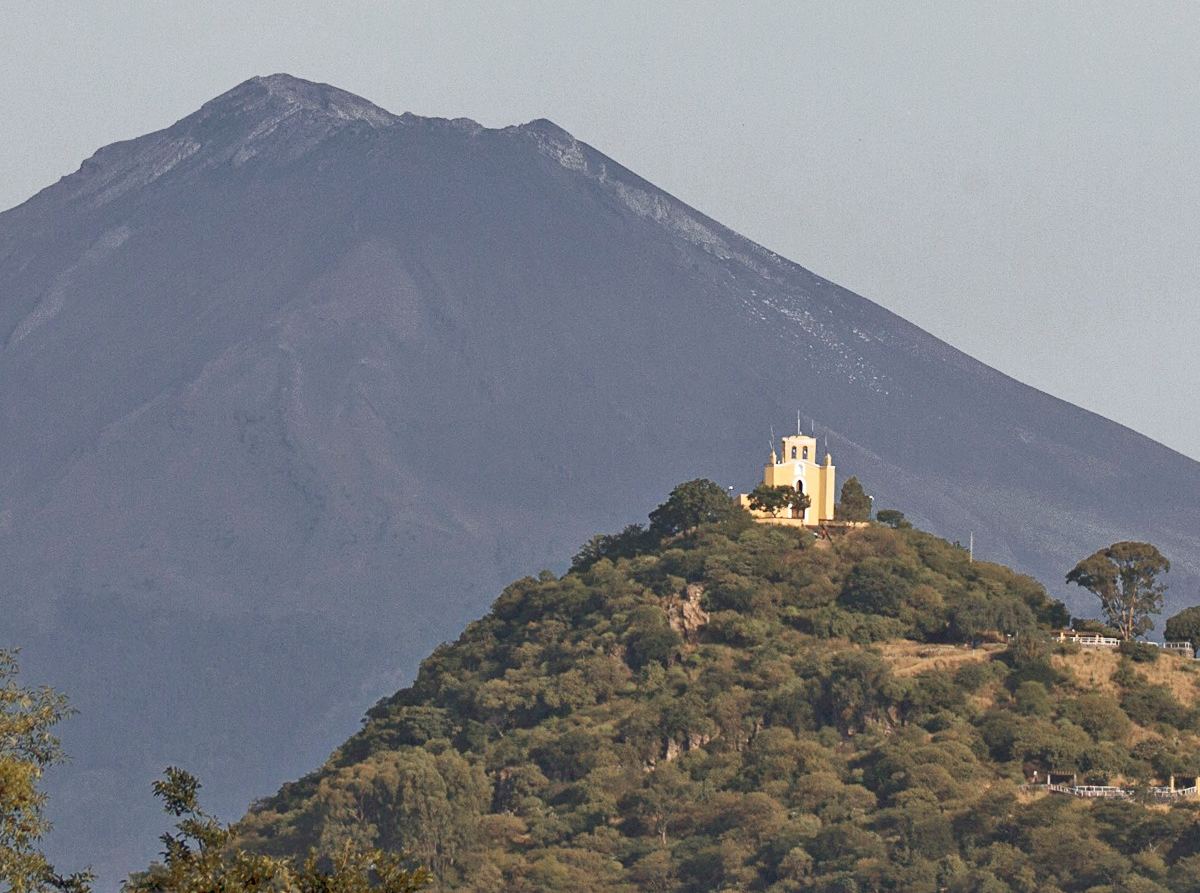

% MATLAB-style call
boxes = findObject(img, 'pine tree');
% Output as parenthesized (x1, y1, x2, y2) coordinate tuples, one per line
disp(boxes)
(836, 476, 872, 521)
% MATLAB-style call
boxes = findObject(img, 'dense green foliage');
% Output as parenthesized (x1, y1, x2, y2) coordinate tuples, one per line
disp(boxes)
(1166, 607, 1200, 646)
(1066, 542, 1170, 640)
(7, 598, 433, 893)
(127, 768, 430, 893)
(648, 480, 742, 537)
(236, 495, 1200, 892)
(748, 484, 810, 519)
(0, 651, 430, 893)
(875, 510, 910, 530)
(836, 477, 872, 522)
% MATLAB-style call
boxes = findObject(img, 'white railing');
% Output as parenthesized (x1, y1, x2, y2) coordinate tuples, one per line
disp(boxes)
(1041, 783, 1199, 800)
(1054, 631, 1120, 648)
(1163, 641, 1196, 658)
(1070, 785, 1131, 799)
(1149, 785, 1199, 800)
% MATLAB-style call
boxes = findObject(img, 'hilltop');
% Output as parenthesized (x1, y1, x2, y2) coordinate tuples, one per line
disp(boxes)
(233, 493, 1200, 893)
(2, 73, 1198, 878)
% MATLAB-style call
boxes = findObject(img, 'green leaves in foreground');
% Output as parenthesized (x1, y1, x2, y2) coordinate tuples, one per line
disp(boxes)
(0, 649, 92, 893)
(1, 647, 432, 893)
(129, 767, 430, 893)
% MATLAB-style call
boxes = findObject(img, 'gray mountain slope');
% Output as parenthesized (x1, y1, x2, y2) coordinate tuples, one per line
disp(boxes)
(2, 74, 1197, 883)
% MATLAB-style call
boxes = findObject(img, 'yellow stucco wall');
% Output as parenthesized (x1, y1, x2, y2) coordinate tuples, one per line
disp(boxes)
(739, 434, 837, 526)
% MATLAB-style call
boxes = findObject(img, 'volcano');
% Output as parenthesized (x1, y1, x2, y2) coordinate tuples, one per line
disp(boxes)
(2, 74, 1197, 882)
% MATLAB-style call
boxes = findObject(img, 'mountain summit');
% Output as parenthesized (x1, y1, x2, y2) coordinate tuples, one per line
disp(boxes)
(1, 74, 1197, 883)
(15, 75, 398, 214)
(211, 73, 399, 123)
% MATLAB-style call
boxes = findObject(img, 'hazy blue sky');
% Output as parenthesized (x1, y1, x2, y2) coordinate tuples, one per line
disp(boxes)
(5, 1, 1198, 459)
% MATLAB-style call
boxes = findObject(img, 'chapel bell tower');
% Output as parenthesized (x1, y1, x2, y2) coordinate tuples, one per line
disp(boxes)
(739, 425, 837, 526)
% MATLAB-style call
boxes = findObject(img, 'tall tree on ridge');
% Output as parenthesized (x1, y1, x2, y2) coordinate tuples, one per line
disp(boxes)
(649, 480, 741, 536)
(837, 476, 872, 522)
(1066, 541, 1170, 641)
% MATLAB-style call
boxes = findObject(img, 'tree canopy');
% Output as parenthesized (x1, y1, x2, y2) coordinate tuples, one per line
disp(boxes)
(1165, 605, 1200, 646)
(16, 482, 1193, 893)
(1066, 541, 1170, 640)
(747, 483, 810, 518)
(230, 487, 1200, 893)
(647, 479, 742, 536)
(0, 651, 433, 893)
(875, 509, 910, 529)
(836, 476, 872, 521)
(127, 767, 431, 893)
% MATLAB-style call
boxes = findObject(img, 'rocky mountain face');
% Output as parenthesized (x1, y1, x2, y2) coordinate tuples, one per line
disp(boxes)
(1, 74, 1197, 883)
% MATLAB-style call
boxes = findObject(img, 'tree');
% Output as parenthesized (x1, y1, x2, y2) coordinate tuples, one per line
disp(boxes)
(748, 483, 810, 518)
(0, 650, 91, 893)
(1164, 606, 1200, 646)
(625, 606, 683, 669)
(836, 477, 872, 522)
(648, 479, 740, 536)
(128, 767, 431, 892)
(571, 524, 652, 570)
(1014, 681, 1052, 717)
(838, 559, 913, 617)
(1066, 542, 1170, 641)
(876, 509, 910, 529)
(948, 592, 993, 646)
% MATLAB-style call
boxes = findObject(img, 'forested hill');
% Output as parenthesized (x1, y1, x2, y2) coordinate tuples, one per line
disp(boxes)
(234, 489, 1200, 893)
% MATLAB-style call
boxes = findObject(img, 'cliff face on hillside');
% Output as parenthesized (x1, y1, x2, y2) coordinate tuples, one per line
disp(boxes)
(1, 74, 1198, 881)
(234, 510, 1200, 892)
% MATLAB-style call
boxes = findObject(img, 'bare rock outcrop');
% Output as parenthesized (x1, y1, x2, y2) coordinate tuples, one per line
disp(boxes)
(663, 583, 709, 644)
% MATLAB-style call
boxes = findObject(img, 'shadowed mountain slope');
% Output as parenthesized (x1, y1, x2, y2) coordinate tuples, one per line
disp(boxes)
(1, 74, 1197, 883)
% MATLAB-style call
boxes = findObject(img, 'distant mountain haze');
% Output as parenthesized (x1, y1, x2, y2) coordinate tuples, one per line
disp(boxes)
(1, 74, 1197, 884)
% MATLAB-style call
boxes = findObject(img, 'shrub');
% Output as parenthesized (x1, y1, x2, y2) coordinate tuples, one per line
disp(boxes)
(802, 607, 906, 643)
(624, 606, 682, 670)
(876, 509, 911, 529)
(838, 560, 914, 617)
(1120, 682, 1191, 730)
(1120, 639, 1160, 663)
(1014, 681, 1052, 717)
(953, 661, 994, 693)
(1061, 693, 1132, 742)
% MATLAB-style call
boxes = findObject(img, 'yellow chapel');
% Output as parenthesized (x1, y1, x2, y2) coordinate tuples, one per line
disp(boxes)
(738, 430, 837, 527)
